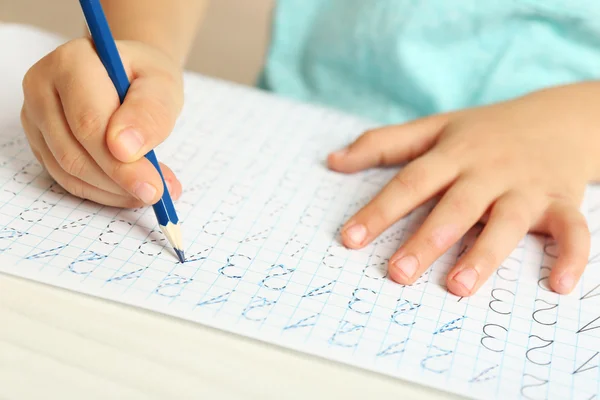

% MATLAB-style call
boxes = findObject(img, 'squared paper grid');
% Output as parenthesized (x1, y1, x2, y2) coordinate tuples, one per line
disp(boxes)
(0, 74, 599, 400)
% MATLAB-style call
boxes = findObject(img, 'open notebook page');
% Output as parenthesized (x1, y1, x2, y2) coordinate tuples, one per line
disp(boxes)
(1, 24, 599, 400)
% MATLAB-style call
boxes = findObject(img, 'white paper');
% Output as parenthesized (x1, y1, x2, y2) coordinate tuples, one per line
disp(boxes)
(1, 24, 599, 400)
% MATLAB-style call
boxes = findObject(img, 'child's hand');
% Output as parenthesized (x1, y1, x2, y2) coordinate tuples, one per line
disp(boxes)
(329, 83, 600, 296)
(20, 38, 183, 208)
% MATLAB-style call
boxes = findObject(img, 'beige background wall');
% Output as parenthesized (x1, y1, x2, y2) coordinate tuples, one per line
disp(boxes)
(0, 0, 274, 85)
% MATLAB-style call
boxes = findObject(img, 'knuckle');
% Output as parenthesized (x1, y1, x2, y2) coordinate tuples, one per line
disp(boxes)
(21, 67, 47, 109)
(21, 68, 36, 96)
(422, 226, 461, 253)
(474, 247, 499, 268)
(52, 43, 75, 72)
(500, 208, 530, 231)
(391, 168, 422, 196)
(422, 234, 441, 252)
(73, 110, 104, 143)
(52, 39, 93, 93)
(109, 161, 127, 184)
(367, 203, 392, 228)
(59, 175, 86, 200)
(53, 39, 88, 69)
(357, 129, 379, 148)
(546, 189, 580, 205)
(354, 200, 393, 234)
(123, 197, 143, 209)
(57, 150, 88, 178)
(447, 194, 477, 216)
(70, 181, 87, 200)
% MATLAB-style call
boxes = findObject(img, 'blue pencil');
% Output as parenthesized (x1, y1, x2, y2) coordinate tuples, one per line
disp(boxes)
(79, 0, 185, 263)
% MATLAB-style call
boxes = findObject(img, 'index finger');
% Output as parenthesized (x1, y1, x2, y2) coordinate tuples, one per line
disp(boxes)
(340, 151, 459, 248)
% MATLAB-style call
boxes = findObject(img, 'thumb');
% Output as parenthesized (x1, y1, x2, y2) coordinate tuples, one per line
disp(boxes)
(106, 70, 183, 163)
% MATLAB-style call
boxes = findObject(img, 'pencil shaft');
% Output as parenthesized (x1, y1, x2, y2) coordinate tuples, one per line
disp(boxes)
(79, 0, 184, 258)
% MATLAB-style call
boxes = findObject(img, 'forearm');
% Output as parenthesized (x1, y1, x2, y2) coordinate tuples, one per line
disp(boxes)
(98, 0, 209, 65)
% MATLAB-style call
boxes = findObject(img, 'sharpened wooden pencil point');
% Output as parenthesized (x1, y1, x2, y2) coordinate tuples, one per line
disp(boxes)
(160, 222, 185, 263)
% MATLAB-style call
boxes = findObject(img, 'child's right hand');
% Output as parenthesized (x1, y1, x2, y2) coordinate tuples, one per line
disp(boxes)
(20, 38, 184, 208)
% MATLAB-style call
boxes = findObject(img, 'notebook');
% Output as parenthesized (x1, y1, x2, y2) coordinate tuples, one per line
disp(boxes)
(1, 24, 599, 400)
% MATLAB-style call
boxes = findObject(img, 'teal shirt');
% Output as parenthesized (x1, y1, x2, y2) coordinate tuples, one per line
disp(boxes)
(258, 0, 600, 124)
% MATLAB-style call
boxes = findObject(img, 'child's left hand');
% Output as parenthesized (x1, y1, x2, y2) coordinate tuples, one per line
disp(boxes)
(328, 82, 600, 297)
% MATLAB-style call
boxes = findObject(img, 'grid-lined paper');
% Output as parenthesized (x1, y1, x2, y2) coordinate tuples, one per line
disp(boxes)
(2, 27, 600, 400)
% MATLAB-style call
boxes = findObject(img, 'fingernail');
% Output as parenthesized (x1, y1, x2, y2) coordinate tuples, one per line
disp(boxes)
(165, 179, 174, 194)
(344, 224, 366, 246)
(116, 128, 144, 159)
(453, 268, 479, 292)
(558, 273, 575, 293)
(393, 255, 418, 279)
(133, 182, 157, 204)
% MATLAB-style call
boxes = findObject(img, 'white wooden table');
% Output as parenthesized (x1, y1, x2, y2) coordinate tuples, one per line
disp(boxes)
(0, 274, 457, 399)
(0, 23, 459, 400)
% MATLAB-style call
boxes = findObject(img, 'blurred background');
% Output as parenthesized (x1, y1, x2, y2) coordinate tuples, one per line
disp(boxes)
(1, 0, 274, 85)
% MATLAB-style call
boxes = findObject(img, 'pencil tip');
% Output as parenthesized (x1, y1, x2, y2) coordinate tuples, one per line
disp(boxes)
(159, 223, 185, 263)
(175, 248, 185, 263)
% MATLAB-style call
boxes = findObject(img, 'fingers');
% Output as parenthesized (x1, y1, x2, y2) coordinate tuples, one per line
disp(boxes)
(445, 197, 588, 297)
(340, 151, 459, 249)
(53, 40, 167, 204)
(21, 105, 43, 160)
(22, 75, 129, 196)
(328, 114, 449, 173)
(21, 38, 182, 207)
(21, 112, 143, 208)
(39, 143, 144, 208)
(388, 176, 501, 285)
(446, 193, 532, 296)
(159, 162, 183, 199)
(106, 65, 183, 163)
(543, 201, 590, 294)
